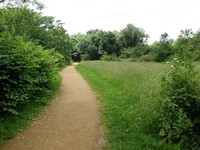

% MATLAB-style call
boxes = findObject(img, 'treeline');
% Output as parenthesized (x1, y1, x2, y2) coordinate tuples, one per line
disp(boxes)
(0, 1, 71, 114)
(71, 24, 200, 62)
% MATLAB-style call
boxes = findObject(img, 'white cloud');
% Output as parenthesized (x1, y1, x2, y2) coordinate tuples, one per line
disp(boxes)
(41, 0, 200, 43)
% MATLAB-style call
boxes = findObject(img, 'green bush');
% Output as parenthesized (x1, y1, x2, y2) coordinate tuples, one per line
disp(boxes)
(100, 54, 119, 61)
(138, 52, 156, 62)
(0, 32, 61, 115)
(48, 49, 66, 69)
(159, 30, 200, 149)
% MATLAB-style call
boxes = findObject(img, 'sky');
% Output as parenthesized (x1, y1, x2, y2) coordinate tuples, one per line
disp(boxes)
(41, 0, 200, 43)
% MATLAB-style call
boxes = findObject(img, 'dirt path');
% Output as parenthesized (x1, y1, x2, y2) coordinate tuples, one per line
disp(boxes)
(1, 64, 104, 150)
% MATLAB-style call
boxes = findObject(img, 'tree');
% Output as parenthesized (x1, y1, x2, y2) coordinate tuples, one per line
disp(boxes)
(44, 21, 71, 62)
(120, 24, 148, 48)
(153, 33, 174, 62)
(0, 8, 42, 36)
(188, 30, 200, 61)
(71, 29, 121, 61)
(70, 34, 87, 61)
(101, 31, 120, 56)
(0, 7, 71, 63)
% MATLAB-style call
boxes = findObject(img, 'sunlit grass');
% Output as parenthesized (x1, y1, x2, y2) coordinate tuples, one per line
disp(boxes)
(76, 61, 179, 150)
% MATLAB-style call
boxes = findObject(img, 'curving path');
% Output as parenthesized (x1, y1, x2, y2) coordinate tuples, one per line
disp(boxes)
(1, 64, 104, 150)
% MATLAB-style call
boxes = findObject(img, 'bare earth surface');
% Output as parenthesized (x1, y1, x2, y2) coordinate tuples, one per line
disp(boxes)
(1, 64, 104, 150)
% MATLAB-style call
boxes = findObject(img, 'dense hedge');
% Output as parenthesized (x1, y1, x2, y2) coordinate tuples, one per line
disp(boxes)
(0, 32, 64, 115)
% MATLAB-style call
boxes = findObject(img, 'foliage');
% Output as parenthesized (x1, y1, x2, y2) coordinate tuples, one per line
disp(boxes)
(0, 7, 71, 64)
(77, 61, 179, 150)
(70, 34, 89, 61)
(0, 5, 69, 146)
(0, 69, 61, 147)
(71, 29, 120, 61)
(153, 33, 175, 62)
(71, 24, 148, 61)
(100, 54, 119, 61)
(159, 29, 200, 149)
(120, 45, 152, 61)
(42, 21, 71, 63)
(120, 24, 148, 48)
(189, 30, 200, 61)
(0, 32, 62, 114)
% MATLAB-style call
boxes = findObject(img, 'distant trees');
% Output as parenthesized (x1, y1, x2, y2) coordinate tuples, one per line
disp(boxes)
(152, 33, 174, 62)
(120, 24, 148, 48)
(71, 23, 200, 63)
(71, 24, 148, 61)
(71, 29, 121, 61)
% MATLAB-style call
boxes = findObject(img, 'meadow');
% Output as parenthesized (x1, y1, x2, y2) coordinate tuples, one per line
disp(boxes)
(76, 61, 180, 150)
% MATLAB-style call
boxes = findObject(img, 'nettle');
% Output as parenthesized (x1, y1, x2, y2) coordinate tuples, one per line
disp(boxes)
(159, 30, 200, 149)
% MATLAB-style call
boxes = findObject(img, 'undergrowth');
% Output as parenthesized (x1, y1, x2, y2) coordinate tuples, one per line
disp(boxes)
(0, 72, 62, 147)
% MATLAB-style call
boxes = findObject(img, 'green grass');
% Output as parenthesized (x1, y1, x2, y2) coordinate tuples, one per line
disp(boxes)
(76, 61, 180, 150)
(0, 72, 62, 147)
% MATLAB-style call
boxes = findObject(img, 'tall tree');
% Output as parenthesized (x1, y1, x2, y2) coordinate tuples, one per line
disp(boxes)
(0, 7, 71, 63)
(153, 32, 174, 62)
(120, 24, 148, 48)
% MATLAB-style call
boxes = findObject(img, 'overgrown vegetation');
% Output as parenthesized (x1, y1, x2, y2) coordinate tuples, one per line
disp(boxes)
(70, 24, 148, 61)
(158, 30, 200, 149)
(0, 32, 62, 115)
(0, 1, 71, 113)
(71, 26, 200, 63)
(0, 0, 71, 146)
(0, 72, 61, 146)
(0, 7, 71, 63)
(76, 61, 179, 150)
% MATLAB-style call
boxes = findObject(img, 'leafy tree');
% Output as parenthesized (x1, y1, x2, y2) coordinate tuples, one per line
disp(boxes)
(0, 8, 42, 36)
(101, 31, 120, 56)
(70, 34, 88, 61)
(86, 29, 103, 60)
(188, 30, 200, 61)
(153, 33, 174, 62)
(120, 24, 148, 48)
(71, 29, 121, 61)
(42, 20, 71, 63)
(0, 8, 71, 63)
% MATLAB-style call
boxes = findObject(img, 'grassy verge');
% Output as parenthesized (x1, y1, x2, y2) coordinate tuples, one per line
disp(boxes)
(76, 61, 179, 150)
(0, 72, 62, 147)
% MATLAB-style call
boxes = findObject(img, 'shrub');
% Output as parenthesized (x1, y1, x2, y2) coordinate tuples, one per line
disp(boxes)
(48, 49, 66, 69)
(138, 52, 156, 62)
(0, 32, 61, 115)
(159, 30, 200, 149)
(100, 54, 119, 61)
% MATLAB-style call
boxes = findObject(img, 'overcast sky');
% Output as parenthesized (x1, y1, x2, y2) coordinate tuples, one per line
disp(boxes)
(41, 0, 200, 43)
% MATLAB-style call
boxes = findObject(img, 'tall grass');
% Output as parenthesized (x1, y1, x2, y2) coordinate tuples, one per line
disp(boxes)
(76, 61, 179, 150)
